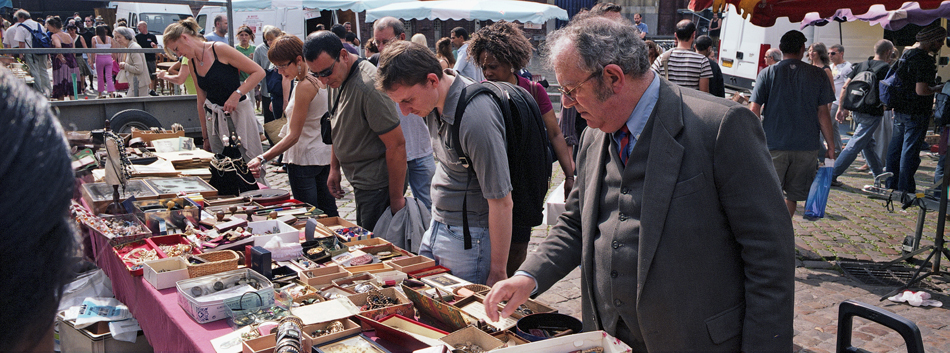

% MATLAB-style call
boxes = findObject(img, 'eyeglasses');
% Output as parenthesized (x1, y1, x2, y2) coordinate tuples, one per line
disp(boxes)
(558, 71, 600, 101)
(310, 58, 338, 78)
(275, 61, 292, 70)
(373, 37, 394, 47)
(829, 51, 838, 55)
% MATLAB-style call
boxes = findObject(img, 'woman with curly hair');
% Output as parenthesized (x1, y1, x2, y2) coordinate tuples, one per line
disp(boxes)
(467, 20, 575, 276)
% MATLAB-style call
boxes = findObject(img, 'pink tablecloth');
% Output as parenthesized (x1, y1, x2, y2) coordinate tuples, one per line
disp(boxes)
(91, 228, 232, 352)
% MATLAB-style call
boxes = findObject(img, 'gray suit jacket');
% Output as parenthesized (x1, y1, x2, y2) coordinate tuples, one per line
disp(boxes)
(521, 78, 794, 352)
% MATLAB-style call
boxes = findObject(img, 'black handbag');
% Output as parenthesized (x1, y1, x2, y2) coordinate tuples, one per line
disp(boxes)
(209, 113, 260, 196)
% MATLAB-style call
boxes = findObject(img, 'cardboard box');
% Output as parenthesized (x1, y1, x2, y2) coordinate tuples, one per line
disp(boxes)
(379, 314, 449, 340)
(357, 243, 411, 261)
(343, 237, 389, 249)
(58, 312, 153, 353)
(145, 176, 218, 199)
(302, 318, 361, 346)
(345, 287, 414, 321)
(439, 326, 504, 352)
(246, 220, 300, 247)
(99, 214, 152, 247)
(386, 256, 436, 274)
(333, 272, 379, 287)
(299, 265, 351, 287)
(147, 234, 201, 258)
(143, 257, 190, 290)
(358, 314, 445, 351)
(242, 332, 311, 353)
(291, 298, 361, 326)
(133, 197, 201, 235)
(452, 295, 518, 331)
(113, 239, 161, 276)
(314, 334, 391, 353)
(81, 180, 160, 214)
(316, 217, 373, 241)
(344, 262, 393, 274)
(400, 284, 472, 332)
(421, 272, 470, 294)
(491, 331, 531, 348)
(406, 265, 451, 279)
(491, 330, 632, 353)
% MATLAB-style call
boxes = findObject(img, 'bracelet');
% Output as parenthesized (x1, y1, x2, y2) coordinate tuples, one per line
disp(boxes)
(257, 154, 268, 165)
(235, 88, 243, 96)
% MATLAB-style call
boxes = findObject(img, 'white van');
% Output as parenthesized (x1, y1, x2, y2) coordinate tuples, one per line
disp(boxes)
(196, 6, 307, 46)
(717, 6, 883, 91)
(113, 2, 194, 42)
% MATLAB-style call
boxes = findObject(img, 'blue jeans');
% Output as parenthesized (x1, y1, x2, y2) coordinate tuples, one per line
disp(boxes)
(286, 164, 339, 217)
(886, 112, 929, 193)
(834, 112, 883, 178)
(418, 219, 492, 285)
(406, 155, 435, 210)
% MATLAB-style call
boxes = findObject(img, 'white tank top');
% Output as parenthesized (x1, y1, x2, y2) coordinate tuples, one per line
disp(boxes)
(95, 40, 111, 56)
(281, 80, 332, 166)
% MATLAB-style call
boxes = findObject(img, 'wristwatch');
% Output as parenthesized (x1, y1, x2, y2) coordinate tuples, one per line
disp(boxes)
(256, 154, 268, 165)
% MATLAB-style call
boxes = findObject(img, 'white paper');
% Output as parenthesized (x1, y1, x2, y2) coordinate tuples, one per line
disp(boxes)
(74, 297, 133, 329)
(109, 318, 141, 342)
(292, 298, 361, 325)
(211, 326, 256, 353)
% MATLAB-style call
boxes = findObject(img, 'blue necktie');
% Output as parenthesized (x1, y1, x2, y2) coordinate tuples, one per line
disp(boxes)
(618, 125, 631, 166)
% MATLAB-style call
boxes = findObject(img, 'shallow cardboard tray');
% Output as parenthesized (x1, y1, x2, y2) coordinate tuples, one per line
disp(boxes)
(314, 333, 391, 353)
(344, 262, 392, 274)
(113, 239, 162, 276)
(440, 326, 505, 352)
(302, 318, 361, 346)
(145, 176, 218, 198)
(81, 180, 160, 214)
(385, 256, 435, 274)
(133, 197, 201, 234)
(246, 220, 300, 247)
(148, 234, 202, 258)
(242, 332, 311, 353)
(298, 265, 351, 287)
(345, 287, 414, 322)
(144, 257, 190, 290)
(491, 330, 633, 353)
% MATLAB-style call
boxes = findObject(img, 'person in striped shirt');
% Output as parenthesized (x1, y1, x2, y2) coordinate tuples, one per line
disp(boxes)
(650, 20, 712, 93)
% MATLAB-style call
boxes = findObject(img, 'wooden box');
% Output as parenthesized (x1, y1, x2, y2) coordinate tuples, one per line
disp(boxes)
(298, 265, 351, 287)
(345, 287, 414, 321)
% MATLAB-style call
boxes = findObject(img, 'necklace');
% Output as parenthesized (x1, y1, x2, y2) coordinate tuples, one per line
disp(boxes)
(196, 43, 209, 66)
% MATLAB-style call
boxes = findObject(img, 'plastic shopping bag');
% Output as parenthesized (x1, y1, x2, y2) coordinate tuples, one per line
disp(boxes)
(804, 159, 834, 220)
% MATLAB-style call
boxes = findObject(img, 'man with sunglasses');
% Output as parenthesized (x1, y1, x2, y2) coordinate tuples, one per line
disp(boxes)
(829, 44, 851, 156)
(484, 17, 794, 351)
(302, 31, 407, 232)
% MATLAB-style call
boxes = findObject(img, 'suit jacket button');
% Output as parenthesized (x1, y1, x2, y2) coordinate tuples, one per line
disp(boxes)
(612, 241, 620, 249)
(610, 270, 618, 278)
(614, 299, 623, 307)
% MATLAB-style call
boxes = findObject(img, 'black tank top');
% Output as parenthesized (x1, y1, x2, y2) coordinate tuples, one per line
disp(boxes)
(194, 43, 241, 106)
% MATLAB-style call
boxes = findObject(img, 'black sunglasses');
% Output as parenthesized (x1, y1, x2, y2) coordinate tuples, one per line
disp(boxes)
(309, 58, 338, 78)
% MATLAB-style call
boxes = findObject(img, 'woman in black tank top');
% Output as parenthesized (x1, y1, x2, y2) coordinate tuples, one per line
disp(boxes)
(162, 18, 265, 161)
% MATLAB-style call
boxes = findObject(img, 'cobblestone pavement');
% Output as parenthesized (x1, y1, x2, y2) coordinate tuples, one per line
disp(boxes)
(261, 116, 950, 351)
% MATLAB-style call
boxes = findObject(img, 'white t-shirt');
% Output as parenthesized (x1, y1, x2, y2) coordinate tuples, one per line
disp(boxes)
(832, 61, 853, 105)
(3, 26, 17, 48)
(13, 19, 41, 48)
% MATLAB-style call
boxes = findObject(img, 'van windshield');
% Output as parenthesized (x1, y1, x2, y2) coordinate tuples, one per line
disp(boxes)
(140, 13, 190, 34)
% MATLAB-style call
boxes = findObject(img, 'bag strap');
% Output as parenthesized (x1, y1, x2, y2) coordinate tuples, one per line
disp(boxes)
(328, 58, 364, 117)
(451, 81, 511, 250)
(659, 49, 674, 80)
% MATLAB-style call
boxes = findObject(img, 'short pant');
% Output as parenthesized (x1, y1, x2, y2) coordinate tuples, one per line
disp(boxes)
(146, 60, 156, 77)
(770, 150, 818, 202)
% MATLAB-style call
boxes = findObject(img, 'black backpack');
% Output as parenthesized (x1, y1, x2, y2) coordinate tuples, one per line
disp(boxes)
(879, 50, 919, 108)
(451, 81, 553, 249)
(841, 60, 888, 115)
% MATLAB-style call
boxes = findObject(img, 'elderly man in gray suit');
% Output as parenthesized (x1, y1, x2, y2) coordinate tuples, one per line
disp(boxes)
(485, 17, 795, 352)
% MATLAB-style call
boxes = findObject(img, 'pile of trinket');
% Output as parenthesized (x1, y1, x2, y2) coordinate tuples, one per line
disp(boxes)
(335, 226, 372, 240)
(275, 316, 304, 353)
(309, 320, 345, 338)
(360, 291, 398, 311)
(159, 243, 193, 257)
(455, 342, 487, 353)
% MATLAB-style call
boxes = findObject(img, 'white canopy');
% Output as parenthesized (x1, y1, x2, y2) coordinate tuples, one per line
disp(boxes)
(365, 0, 569, 23)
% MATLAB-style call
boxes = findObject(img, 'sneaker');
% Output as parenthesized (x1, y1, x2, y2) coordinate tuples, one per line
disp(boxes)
(149, 90, 158, 96)
(831, 179, 844, 187)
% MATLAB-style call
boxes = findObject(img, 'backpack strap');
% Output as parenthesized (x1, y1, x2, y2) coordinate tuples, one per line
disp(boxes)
(451, 81, 510, 250)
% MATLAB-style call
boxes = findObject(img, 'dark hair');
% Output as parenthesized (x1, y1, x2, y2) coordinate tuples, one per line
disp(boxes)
(674, 19, 696, 41)
(695, 35, 713, 52)
(314, 24, 325, 31)
(96, 24, 109, 42)
(66, 23, 78, 32)
(436, 37, 455, 67)
(451, 27, 469, 40)
(46, 16, 63, 29)
(330, 24, 347, 39)
(779, 30, 807, 54)
(345, 32, 358, 43)
(590, 2, 622, 15)
(303, 30, 344, 62)
(237, 24, 255, 42)
(0, 68, 77, 352)
(468, 21, 534, 71)
(377, 41, 443, 92)
(364, 37, 379, 55)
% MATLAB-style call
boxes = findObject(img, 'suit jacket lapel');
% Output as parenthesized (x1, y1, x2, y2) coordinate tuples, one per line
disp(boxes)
(637, 79, 685, 305)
